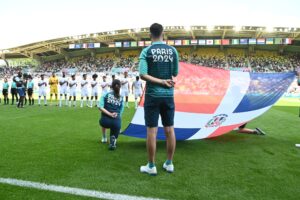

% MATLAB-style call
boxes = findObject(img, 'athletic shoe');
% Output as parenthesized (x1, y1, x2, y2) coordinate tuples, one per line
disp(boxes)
(101, 137, 107, 143)
(163, 162, 174, 173)
(255, 128, 266, 135)
(108, 136, 117, 150)
(140, 163, 157, 176)
(44, 104, 48, 106)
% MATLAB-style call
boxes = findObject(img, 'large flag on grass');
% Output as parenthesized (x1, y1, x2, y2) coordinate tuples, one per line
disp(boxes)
(123, 63, 295, 140)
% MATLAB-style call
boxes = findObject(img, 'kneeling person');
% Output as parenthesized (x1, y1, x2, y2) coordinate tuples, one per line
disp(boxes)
(98, 79, 124, 150)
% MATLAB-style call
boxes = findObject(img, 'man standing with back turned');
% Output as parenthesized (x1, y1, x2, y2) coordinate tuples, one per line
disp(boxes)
(139, 23, 179, 175)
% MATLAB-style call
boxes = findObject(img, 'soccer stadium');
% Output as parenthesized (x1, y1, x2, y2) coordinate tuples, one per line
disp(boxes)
(0, 1, 300, 200)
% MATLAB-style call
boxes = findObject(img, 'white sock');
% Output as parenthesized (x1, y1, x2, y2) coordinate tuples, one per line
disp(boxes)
(73, 101, 76, 106)
(59, 96, 62, 107)
(38, 97, 41, 105)
(44, 97, 47, 105)
(65, 98, 68, 106)
(80, 99, 83, 107)
(135, 99, 138, 108)
(69, 101, 72, 107)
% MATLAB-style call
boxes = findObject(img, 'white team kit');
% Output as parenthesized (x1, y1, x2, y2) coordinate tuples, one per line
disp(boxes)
(133, 80, 143, 98)
(81, 79, 89, 97)
(121, 77, 130, 97)
(69, 80, 77, 96)
(91, 80, 98, 96)
(38, 80, 47, 96)
(59, 77, 68, 95)
(101, 81, 110, 96)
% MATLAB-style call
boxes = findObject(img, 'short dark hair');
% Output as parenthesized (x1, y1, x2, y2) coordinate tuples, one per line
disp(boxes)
(150, 23, 163, 38)
(92, 74, 98, 79)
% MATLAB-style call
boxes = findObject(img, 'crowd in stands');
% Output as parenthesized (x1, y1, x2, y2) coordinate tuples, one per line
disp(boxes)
(36, 57, 115, 73)
(0, 66, 23, 78)
(1, 49, 300, 78)
(189, 53, 300, 72)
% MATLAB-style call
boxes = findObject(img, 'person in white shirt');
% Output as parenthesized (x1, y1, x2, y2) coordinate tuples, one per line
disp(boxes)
(59, 72, 68, 107)
(121, 71, 130, 108)
(99, 75, 111, 143)
(80, 74, 89, 108)
(68, 74, 77, 107)
(100, 75, 110, 97)
(90, 74, 99, 107)
(132, 76, 143, 109)
(38, 74, 47, 106)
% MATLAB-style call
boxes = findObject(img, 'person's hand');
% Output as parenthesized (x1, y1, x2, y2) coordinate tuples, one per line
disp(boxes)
(162, 79, 175, 88)
(111, 112, 118, 118)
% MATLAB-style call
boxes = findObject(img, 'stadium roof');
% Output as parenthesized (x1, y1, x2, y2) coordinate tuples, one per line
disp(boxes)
(1, 25, 300, 60)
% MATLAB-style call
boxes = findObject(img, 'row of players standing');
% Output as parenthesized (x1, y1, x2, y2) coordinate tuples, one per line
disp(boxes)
(1, 71, 144, 109)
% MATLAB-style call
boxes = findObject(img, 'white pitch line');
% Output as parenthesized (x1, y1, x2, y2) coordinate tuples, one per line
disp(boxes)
(0, 178, 165, 200)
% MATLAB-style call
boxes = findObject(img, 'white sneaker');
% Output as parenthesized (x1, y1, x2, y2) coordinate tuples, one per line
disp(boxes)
(101, 137, 107, 143)
(163, 162, 174, 173)
(140, 163, 157, 176)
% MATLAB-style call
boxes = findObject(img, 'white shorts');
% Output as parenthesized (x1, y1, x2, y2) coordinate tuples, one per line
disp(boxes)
(60, 87, 68, 95)
(39, 90, 47, 97)
(135, 90, 142, 98)
(121, 90, 129, 97)
(81, 89, 89, 97)
(91, 89, 98, 97)
(69, 89, 76, 97)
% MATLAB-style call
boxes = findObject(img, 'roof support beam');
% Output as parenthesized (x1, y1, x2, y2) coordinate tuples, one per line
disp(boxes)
(222, 29, 227, 39)
(190, 30, 195, 39)
(127, 32, 138, 41)
(255, 31, 263, 38)
(95, 35, 114, 45)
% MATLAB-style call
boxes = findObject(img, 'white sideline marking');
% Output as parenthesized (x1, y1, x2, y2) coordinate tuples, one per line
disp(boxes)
(0, 178, 164, 200)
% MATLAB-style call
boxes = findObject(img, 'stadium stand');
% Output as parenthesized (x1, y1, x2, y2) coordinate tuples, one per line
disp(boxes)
(1, 48, 300, 79)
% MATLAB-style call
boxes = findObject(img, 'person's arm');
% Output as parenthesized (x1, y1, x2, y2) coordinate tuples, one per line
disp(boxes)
(139, 48, 174, 88)
(131, 83, 134, 93)
(98, 94, 114, 117)
(173, 48, 179, 77)
(83, 81, 88, 86)
(121, 79, 128, 85)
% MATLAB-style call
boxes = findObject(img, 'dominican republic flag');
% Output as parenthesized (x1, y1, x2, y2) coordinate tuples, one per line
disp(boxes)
(123, 63, 295, 140)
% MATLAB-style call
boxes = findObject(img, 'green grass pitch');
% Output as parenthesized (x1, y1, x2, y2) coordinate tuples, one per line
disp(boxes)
(0, 102, 300, 200)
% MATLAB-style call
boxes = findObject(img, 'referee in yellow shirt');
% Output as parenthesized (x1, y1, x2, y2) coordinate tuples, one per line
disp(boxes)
(49, 72, 59, 106)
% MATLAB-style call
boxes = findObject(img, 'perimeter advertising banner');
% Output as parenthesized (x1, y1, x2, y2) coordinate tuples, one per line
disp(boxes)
(68, 38, 293, 49)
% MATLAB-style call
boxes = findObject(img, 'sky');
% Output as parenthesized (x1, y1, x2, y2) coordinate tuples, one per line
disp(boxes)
(0, 0, 300, 49)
